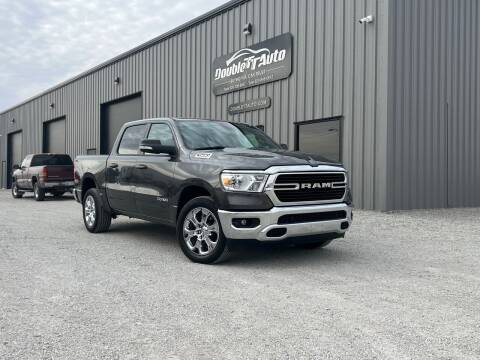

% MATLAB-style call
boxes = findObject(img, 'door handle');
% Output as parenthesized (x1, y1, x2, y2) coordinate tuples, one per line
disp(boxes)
(135, 164, 147, 169)
(109, 163, 118, 169)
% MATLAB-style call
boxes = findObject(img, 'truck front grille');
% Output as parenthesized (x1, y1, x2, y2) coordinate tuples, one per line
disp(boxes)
(273, 172, 346, 203)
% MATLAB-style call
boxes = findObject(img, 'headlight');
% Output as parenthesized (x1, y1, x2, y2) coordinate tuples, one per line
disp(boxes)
(221, 172, 268, 192)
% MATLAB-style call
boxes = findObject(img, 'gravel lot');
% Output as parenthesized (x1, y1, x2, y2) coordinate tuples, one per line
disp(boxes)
(0, 189, 479, 359)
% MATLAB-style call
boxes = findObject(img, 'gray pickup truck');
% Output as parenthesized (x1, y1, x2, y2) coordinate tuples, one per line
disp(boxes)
(74, 118, 352, 263)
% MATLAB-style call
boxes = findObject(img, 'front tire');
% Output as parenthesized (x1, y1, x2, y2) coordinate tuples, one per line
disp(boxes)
(33, 183, 45, 201)
(11, 181, 24, 199)
(83, 188, 111, 233)
(177, 196, 229, 264)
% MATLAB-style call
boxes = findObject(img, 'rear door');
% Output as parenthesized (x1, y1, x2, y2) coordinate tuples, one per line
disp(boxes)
(133, 122, 178, 222)
(106, 124, 148, 214)
(19, 155, 32, 189)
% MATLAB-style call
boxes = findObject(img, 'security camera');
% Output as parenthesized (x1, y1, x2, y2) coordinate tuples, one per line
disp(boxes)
(243, 22, 252, 35)
(358, 15, 374, 24)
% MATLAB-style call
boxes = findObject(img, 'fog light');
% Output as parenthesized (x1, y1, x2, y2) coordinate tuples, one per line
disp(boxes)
(232, 218, 260, 228)
(341, 221, 349, 230)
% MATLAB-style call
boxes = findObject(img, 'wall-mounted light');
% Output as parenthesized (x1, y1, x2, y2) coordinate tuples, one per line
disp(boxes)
(49, 103, 55, 109)
(243, 22, 252, 35)
(358, 15, 374, 24)
(114, 76, 120, 85)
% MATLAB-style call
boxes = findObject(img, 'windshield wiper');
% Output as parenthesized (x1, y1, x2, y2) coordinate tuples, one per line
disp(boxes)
(193, 146, 226, 150)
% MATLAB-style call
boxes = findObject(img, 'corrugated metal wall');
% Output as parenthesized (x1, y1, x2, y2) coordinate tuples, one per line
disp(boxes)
(0, 0, 389, 210)
(387, 0, 480, 209)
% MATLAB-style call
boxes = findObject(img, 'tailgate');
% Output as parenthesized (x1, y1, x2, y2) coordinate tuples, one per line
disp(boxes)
(44, 165, 74, 182)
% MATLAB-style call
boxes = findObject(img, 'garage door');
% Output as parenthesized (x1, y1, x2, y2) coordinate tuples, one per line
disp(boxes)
(100, 94, 142, 154)
(43, 117, 66, 153)
(7, 131, 22, 188)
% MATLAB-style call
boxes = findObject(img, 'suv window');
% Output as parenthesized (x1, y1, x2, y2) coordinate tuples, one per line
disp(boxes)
(118, 124, 148, 155)
(147, 123, 175, 146)
(31, 155, 73, 166)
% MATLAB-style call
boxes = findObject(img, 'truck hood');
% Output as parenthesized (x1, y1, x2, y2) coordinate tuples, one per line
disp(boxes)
(189, 148, 342, 170)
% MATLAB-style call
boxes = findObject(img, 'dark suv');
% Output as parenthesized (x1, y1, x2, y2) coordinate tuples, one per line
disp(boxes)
(11, 154, 74, 201)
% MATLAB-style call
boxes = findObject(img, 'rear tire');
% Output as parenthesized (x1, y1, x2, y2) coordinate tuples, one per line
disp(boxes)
(295, 238, 334, 250)
(177, 196, 230, 264)
(11, 181, 24, 199)
(33, 183, 45, 201)
(83, 188, 111, 233)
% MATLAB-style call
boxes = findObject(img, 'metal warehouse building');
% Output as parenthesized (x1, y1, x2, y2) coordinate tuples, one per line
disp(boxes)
(1, 0, 479, 210)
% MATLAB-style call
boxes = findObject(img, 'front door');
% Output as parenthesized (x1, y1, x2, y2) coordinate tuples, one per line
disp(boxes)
(18, 155, 32, 189)
(133, 123, 178, 223)
(106, 123, 148, 214)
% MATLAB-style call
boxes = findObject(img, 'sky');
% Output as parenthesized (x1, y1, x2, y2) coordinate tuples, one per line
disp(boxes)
(0, 0, 225, 111)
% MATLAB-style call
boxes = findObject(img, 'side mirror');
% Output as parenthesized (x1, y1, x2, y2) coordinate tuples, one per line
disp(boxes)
(139, 139, 177, 156)
(280, 144, 288, 150)
(12, 164, 20, 170)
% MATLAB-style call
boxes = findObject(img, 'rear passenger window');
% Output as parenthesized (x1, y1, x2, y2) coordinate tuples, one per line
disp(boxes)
(147, 123, 175, 146)
(118, 125, 148, 155)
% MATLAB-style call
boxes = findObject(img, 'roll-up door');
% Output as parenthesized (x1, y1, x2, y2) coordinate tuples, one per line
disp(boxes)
(43, 117, 66, 153)
(100, 94, 142, 154)
(7, 131, 22, 188)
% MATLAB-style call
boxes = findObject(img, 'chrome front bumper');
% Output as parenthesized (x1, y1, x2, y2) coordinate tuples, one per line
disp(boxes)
(217, 203, 352, 242)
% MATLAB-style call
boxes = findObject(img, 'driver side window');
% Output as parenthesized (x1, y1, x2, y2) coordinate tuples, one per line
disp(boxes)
(147, 123, 175, 146)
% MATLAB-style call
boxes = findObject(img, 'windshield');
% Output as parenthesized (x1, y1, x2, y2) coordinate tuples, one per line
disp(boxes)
(31, 154, 73, 166)
(175, 120, 281, 151)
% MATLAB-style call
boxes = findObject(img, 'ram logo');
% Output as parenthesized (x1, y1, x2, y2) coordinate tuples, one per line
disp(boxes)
(300, 182, 333, 189)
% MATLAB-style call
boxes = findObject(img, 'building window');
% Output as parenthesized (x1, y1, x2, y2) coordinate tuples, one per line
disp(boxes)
(295, 117, 342, 162)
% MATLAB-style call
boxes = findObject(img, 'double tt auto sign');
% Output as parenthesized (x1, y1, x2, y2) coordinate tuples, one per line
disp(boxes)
(212, 33, 293, 96)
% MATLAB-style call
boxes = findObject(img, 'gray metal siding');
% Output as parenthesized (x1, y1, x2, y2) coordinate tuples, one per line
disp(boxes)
(387, 0, 480, 209)
(0, 0, 389, 210)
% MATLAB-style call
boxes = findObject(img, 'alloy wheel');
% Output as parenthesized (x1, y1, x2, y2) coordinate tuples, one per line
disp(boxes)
(183, 207, 220, 256)
(84, 195, 96, 228)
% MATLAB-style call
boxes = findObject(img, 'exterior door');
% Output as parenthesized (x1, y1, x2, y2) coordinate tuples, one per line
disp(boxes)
(43, 117, 66, 153)
(133, 123, 177, 222)
(106, 123, 148, 214)
(101, 94, 142, 154)
(7, 131, 22, 189)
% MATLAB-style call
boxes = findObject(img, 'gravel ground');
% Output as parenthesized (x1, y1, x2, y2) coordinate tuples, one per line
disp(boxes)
(0, 189, 479, 359)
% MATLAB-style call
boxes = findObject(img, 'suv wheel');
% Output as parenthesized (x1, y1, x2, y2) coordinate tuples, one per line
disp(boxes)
(83, 188, 111, 233)
(177, 196, 230, 264)
(33, 183, 45, 201)
(11, 182, 24, 199)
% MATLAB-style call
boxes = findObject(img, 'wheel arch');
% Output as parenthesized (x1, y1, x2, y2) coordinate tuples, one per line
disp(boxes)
(176, 181, 217, 219)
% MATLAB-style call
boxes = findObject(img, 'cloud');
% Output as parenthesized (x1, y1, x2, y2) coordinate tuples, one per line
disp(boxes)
(0, 0, 225, 111)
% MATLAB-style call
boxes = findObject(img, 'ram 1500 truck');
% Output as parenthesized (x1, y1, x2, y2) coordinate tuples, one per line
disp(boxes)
(74, 118, 352, 263)
(11, 153, 74, 201)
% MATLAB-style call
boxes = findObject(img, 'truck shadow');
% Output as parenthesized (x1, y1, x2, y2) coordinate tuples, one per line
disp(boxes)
(20, 194, 75, 201)
(107, 221, 350, 267)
